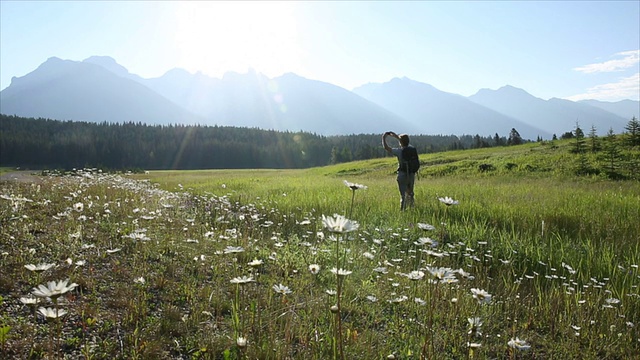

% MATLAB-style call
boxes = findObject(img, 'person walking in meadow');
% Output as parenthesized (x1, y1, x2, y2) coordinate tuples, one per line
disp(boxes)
(382, 131, 420, 210)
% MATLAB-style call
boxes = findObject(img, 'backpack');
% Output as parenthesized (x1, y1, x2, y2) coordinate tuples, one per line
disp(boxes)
(400, 146, 420, 173)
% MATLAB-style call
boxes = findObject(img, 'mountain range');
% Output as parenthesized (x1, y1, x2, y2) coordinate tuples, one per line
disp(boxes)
(1, 56, 637, 139)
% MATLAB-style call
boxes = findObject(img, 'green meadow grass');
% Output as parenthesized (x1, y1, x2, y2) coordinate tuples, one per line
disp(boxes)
(0, 142, 639, 359)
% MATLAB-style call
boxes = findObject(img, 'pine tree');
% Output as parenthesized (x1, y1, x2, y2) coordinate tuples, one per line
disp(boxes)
(588, 125, 600, 152)
(572, 122, 586, 154)
(572, 122, 589, 175)
(603, 128, 622, 178)
(624, 116, 640, 148)
(507, 128, 522, 145)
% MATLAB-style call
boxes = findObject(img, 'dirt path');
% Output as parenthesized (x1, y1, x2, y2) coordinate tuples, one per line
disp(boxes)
(0, 171, 43, 184)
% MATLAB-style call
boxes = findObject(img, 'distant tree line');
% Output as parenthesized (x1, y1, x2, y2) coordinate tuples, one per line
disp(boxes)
(0, 115, 544, 171)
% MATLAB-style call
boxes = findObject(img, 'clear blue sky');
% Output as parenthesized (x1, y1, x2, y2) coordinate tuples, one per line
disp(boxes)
(1, 1, 638, 101)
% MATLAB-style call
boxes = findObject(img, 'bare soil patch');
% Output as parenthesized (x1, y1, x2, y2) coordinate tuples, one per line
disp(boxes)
(0, 171, 43, 184)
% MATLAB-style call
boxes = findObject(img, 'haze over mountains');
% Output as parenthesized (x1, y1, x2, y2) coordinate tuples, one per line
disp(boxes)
(1, 56, 637, 139)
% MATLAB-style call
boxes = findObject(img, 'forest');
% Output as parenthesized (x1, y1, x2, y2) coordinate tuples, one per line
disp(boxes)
(1, 114, 636, 172)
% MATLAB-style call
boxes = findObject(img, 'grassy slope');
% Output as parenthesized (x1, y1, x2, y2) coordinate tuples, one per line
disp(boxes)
(139, 140, 640, 280)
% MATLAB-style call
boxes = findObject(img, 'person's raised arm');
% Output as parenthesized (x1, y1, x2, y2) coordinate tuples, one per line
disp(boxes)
(382, 131, 398, 153)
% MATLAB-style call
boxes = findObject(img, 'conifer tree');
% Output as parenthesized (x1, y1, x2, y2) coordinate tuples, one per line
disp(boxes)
(588, 125, 600, 152)
(603, 128, 622, 178)
(507, 128, 522, 145)
(572, 122, 586, 154)
(624, 116, 640, 148)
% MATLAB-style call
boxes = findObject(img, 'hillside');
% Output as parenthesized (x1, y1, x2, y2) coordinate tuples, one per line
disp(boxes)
(311, 137, 639, 181)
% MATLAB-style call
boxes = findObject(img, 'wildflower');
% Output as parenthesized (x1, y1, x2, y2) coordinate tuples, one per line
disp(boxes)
(38, 307, 67, 319)
(406, 270, 425, 280)
(508, 337, 531, 350)
(322, 214, 359, 234)
(373, 267, 389, 274)
(414, 237, 437, 247)
(414, 297, 426, 305)
(32, 279, 78, 299)
(438, 196, 459, 206)
(308, 264, 321, 275)
(134, 277, 146, 284)
(126, 231, 151, 241)
(470, 288, 492, 305)
(343, 180, 367, 190)
(325, 289, 337, 296)
(272, 284, 292, 295)
(236, 336, 247, 348)
(427, 267, 458, 284)
(456, 268, 474, 279)
(248, 259, 263, 267)
(467, 342, 482, 348)
(73, 202, 84, 212)
(366, 295, 378, 302)
(24, 263, 56, 272)
(106, 248, 121, 254)
(417, 223, 436, 231)
(224, 246, 245, 254)
(605, 298, 621, 305)
(20, 297, 39, 305)
(230, 276, 255, 285)
(468, 317, 483, 337)
(362, 251, 375, 260)
(425, 249, 446, 258)
(389, 295, 408, 303)
(331, 268, 353, 276)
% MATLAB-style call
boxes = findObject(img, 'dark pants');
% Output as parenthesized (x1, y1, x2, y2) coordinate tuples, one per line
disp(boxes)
(397, 171, 415, 210)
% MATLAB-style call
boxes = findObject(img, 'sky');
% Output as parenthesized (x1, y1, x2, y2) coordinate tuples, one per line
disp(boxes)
(1, 1, 639, 102)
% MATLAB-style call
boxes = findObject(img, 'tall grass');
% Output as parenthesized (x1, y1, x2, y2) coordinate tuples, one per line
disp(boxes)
(0, 149, 638, 359)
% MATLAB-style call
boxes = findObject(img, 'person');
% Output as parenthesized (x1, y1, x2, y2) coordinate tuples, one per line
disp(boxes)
(382, 131, 417, 210)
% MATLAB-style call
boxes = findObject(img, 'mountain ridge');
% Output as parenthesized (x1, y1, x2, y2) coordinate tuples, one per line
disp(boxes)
(468, 86, 630, 136)
(1, 56, 637, 138)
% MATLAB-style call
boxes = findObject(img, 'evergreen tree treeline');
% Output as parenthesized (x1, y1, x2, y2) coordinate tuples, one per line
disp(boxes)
(0, 115, 528, 170)
(570, 118, 640, 180)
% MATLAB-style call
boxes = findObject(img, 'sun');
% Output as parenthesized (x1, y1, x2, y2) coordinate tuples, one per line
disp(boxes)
(169, 2, 303, 79)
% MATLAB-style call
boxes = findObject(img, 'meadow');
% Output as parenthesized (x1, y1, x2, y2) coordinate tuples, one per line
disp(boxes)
(0, 140, 638, 359)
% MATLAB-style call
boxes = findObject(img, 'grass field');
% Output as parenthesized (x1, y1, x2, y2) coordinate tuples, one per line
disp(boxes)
(0, 140, 638, 359)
